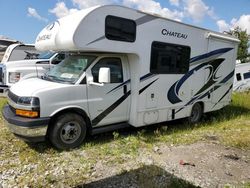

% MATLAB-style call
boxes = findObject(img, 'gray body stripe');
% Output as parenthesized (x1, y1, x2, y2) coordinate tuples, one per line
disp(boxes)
(87, 35, 105, 46)
(135, 15, 157, 26)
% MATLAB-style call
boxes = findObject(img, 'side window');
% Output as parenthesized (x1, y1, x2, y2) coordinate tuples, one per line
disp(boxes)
(236, 73, 242, 81)
(243, 72, 250, 79)
(91, 58, 123, 83)
(105, 15, 136, 42)
(150, 41, 190, 74)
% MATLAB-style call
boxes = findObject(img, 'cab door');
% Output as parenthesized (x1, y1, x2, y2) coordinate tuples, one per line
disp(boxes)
(86, 56, 130, 127)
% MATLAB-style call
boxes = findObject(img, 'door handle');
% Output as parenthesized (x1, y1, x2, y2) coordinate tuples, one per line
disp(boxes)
(123, 85, 127, 94)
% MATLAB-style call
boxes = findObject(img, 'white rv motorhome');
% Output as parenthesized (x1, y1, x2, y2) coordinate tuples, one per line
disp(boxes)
(3, 5, 239, 149)
(233, 62, 250, 92)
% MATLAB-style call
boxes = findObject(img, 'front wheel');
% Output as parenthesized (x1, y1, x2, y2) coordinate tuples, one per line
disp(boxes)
(188, 103, 203, 124)
(49, 113, 87, 150)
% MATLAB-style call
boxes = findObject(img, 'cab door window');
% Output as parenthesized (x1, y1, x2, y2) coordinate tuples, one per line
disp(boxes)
(91, 57, 123, 83)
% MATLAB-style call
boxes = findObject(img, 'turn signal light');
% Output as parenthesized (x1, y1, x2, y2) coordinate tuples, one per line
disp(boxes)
(16, 109, 39, 118)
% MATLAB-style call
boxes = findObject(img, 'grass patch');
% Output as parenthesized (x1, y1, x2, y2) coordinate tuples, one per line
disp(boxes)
(0, 92, 250, 186)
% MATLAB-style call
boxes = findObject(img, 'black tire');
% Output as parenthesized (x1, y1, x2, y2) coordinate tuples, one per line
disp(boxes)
(188, 103, 203, 124)
(49, 113, 87, 150)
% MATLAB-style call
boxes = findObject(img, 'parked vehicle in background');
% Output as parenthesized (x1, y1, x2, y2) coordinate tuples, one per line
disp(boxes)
(0, 51, 65, 95)
(1, 43, 40, 63)
(0, 38, 19, 61)
(233, 62, 250, 92)
(3, 5, 239, 150)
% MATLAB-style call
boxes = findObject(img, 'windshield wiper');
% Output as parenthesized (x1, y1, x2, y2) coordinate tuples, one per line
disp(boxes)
(41, 74, 54, 81)
(42, 74, 74, 84)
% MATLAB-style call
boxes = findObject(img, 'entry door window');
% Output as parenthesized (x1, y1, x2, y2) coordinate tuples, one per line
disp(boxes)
(91, 57, 123, 83)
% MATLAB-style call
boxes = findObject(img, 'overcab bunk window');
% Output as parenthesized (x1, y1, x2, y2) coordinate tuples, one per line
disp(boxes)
(105, 15, 136, 42)
(150, 41, 190, 74)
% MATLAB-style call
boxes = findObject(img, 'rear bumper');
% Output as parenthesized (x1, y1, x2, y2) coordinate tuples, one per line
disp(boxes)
(2, 105, 50, 142)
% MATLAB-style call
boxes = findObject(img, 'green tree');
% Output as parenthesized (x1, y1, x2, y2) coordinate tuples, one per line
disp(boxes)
(229, 27, 249, 63)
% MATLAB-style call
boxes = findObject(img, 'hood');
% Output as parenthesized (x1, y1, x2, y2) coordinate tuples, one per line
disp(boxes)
(10, 78, 66, 97)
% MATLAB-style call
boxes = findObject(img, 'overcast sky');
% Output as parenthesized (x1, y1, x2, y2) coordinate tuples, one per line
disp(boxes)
(0, 0, 249, 43)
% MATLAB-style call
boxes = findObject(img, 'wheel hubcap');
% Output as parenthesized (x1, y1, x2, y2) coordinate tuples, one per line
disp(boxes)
(60, 121, 81, 144)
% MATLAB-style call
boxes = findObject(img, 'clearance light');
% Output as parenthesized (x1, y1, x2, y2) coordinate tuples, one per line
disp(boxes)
(16, 109, 39, 118)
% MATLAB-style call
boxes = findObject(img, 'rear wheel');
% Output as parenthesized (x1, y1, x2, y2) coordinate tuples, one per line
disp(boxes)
(49, 113, 87, 150)
(188, 103, 203, 124)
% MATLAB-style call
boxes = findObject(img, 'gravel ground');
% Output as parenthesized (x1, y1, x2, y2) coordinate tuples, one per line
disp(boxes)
(1, 140, 249, 187)
(81, 141, 250, 188)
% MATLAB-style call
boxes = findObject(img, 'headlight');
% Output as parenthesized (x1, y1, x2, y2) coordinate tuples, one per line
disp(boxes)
(17, 97, 40, 106)
(9, 72, 21, 83)
(15, 97, 40, 118)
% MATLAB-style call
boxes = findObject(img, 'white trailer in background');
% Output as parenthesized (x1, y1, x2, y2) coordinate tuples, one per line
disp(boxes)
(3, 5, 239, 149)
(1, 43, 39, 63)
(0, 38, 19, 61)
(234, 62, 250, 92)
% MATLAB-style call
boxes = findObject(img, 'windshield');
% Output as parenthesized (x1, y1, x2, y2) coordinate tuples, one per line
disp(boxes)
(38, 51, 56, 59)
(44, 54, 96, 84)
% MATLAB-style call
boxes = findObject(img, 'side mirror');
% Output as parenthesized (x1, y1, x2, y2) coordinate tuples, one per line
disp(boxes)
(99, 67, 110, 83)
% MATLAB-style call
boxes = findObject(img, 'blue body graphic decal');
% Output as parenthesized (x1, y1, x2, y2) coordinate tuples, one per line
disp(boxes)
(92, 78, 158, 126)
(190, 48, 233, 64)
(107, 79, 131, 94)
(219, 71, 235, 84)
(93, 73, 158, 126)
(234, 83, 245, 91)
(140, 73, 155, 82)
(167, 47, 234, 114)
(175, 70, 235, 114)
(100, 47, 234, 123)
(213, 84, 233, 108)
(168, 58, 225, 104)
(107, 73, 155, 94)
(139, 78, 159, 94)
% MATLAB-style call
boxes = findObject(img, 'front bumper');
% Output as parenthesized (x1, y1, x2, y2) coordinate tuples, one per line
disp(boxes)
(2, 105, 50, 142)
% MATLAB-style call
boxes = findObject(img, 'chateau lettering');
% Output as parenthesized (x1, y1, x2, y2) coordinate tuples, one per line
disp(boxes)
(162, 29, 188, 39)
(36, 34, 52, 42)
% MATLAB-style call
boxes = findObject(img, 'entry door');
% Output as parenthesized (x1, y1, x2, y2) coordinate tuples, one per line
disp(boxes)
(86, 56, 130, 127)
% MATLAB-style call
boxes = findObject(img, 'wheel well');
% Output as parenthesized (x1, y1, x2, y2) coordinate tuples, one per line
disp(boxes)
(47, 108, 92, 136)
